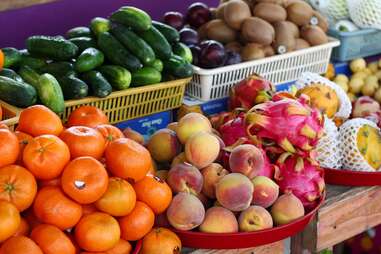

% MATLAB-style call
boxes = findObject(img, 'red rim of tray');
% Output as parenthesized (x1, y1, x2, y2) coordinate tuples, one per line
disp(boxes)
(172, 193, 325, 249)
(324, 168, 381, 186)
(132, 240, 142, 254)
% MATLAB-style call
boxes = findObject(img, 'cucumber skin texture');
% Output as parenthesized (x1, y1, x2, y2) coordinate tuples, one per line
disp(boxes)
(27, 35, 79, 61)
(66, 27, 92, 39)
(75, 48, 104, 73)
(38, 74, 65, 113)
(148, 59, 163, 72)
(0, 68, 23, 82)
(81, 71, 112, 98)
(163, 55, 194, 78)
(97, 32, 142, 71)
(90, 17, 111, 37)
(69, 37, 97, 52)
(58, 76, 88, 100)
(39, 62, 75, 78)
(131, 67, 161, 87)
(110, 6, 151, 31)
(99, 65, 131, 90)
(19, 54, 47, 70)
(152, 21, 180, 43)
(139, 26, 172, 60)
(172, 43, 193, 63)
(2, 47, 22, 68)
(0, 76, 37, 107)
(18, 65, 40, 88)
(111, 24, 155, 65)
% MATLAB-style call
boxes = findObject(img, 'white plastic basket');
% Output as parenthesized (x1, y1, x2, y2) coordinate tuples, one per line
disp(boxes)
(187, 39, 340, 101)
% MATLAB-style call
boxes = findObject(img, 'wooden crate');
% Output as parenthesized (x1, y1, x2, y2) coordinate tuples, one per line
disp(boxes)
(1, 101, 18, 130)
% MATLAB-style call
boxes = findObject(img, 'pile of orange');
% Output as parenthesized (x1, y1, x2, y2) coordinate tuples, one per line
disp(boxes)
(0, 105, 181, 254)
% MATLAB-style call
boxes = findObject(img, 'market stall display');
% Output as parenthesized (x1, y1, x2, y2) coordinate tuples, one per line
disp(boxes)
(0, 101, 18, 130)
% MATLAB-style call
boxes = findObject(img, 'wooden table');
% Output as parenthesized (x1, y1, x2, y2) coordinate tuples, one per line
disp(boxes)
(291, 185, 381, 253)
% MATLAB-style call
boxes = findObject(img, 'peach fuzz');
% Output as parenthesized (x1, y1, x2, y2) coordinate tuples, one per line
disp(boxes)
(271, 193, 305, 225)
(167, 163, 204, 195)
(185, 132, 220, 169)
(251, 176, 279, 208)
(176, 113, 212, 144)
(201, 163, 229, 199)
(147, 129, 181, 163)
(199, 207, 239, 233)
(238, 206, 273, 232)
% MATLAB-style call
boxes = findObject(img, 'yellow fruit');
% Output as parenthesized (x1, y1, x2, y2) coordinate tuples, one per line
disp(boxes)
(368, 62, 379, 73)
(378, 59, 381, 68)
(365, 75, 379, 86)
(357, 125, 381, 170)
(374, 88, 381, 103)
(363, 68, 373, 75)
(375, 70, 381, 80)
(324, 63, 335, 80)
(334, 74, 349, 84)
(361, 83, 377, 97)
(177, 105, 203, 121)
(336, 80, 348, 92)
(352, 72, 368, 81)
(350, 58, 367, 73)
(349, 78, 364, 94)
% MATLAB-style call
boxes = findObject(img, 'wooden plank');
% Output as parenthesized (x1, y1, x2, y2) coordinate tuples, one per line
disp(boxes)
(0, 0, 57, 11)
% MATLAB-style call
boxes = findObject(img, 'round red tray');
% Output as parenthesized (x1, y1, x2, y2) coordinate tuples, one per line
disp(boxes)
(132, 240, 142, 254)
(324, 168, 381, 186)
(172, 194, 325, 249)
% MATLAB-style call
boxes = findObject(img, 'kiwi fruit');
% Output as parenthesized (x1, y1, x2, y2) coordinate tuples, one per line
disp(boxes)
(263, 45, 276, 57)
(272, 21, 296, 54)
(286, 1, 314, 26)
(256, 0, 286, 4)
(216, 2, 228, 19)
(284, 21, 299, 38)
(300, 25, 328, 46)
(206, 19, 237, 43)
(198, 23, 209, 40)
(311, 11, 329, 33)
(224, 0, 252, 30)
(241, 17, 275, 45)
(295, 38, 310, 50)
(283, 0, 303, 7)
(241, 43, 265, 61)
(253, 3, 287, 23)
(225, 41, 243, 53)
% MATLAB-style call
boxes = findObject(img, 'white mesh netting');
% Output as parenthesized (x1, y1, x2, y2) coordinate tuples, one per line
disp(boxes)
(307, 0, 349, 22)
(339, 118, 380, 172)
(294, 72, 352, 119)
(316, 117, 342, 169)
(347, 0, 381, 29)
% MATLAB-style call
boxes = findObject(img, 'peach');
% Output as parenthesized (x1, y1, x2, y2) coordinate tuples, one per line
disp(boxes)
(167, 122, 178, 132)
(176, 113, 212, 144)
(271, 193, 305, 225)
(199, 207, 239, 233)
(155, 170, 169, 181)
(171, 152, 187, 167)
(201, 163, 229, 199)
(215, 173, 254, 212)
(238, 206, 273, 232)
(123, 127, 144, 145)
(251, 176, 279, 208)
(185, 132, 220, 169)
(229, 144, 265, 179)
(166, 192, 205, 231)
(147, 129, 181, 163)
(167, 163, 203, 195)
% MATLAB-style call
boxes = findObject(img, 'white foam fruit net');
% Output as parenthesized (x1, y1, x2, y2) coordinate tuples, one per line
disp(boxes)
(307, 0, 349, 22)
(316, 117, 342, 169)
(339, 118, 380, 172)
(347, 0, 381, 29)
(294, 72, 352, 119)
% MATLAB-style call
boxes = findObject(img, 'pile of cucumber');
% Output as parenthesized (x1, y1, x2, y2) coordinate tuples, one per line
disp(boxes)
(0, 6, 193, 113)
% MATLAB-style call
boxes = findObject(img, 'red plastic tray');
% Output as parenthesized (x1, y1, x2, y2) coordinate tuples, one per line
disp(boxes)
(324, 168, 381, 186)
(172, 194, 325, 249)
(132, 240, 142, 254)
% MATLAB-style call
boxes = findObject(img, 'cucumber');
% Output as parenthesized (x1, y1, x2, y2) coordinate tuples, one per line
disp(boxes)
(18, 66, 40, 87)
(110, 24, 155, 65)
(0, 76, 37, 107)
(37, 74, 65, 113)
(27, 35, 79, 61)
(39, 62, 75, 78)
(97, 32, 142, 71)
(131, 67, 161, 87)
(99, 65, 131, 90)
(163, 54, 194, 78)
(90, 17, 111, 37)
(2, 47, 22, 68)
(81, 71, 112, 98)
(139, 26, 172, 60)
(66, 27, 92, 39)
(58, 76, 88, 100)
(148, 59, 163, 72)
(172, 42, 193, 63)
(110, 6, 151, 31)
(19, 52, 47, 70)
(0, 68, 23, 82)
(69, 37, 97, 52)
(75, 47, 104, 73)
(152, 21, 180, 43)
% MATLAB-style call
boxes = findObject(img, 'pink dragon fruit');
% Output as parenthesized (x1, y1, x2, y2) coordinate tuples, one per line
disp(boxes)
(229, 74, 275, 111)
(274, 153, 325, 209)
(364, 111, 381, 128)
(246, 96, 324, 153)
(219, 114, 247, 146)
(352, 96, 380, 118)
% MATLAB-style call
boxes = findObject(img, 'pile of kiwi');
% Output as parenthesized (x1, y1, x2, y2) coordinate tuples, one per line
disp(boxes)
(201, 0, 329, 61)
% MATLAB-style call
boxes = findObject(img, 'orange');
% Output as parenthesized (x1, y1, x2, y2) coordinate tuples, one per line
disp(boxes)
(13, 217, 30, 237)
(61, 157, 108, 204)
(0, 123, 9, 130)
(119, 201, 155, 241)
(60, 126, 106, 159)
(14, 131, 33, 164)
(23, 135, 70, 180)
(95, 124, 124, 147)
(67, 106, 109, 128)
(141, 227, 181, 254)
(133, 176, 172, 214)
(105, 138, 152, 183)
(0, 236, 43, 254)
(0, 200, 20, 242)
(38, 177, 61, 188)
(0, 49, 4, 71)
(107, 239, 132, 254)
(0, 129, 19, 168)
(33, 186, 82, 230)
(31, 224, 76, 254)
(0, 165, 37, 211)
(82, 203, 98, 217)
(75, 212, 120, 252)
(17, 105, 63, 137)
(95, 177, 136, 217)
